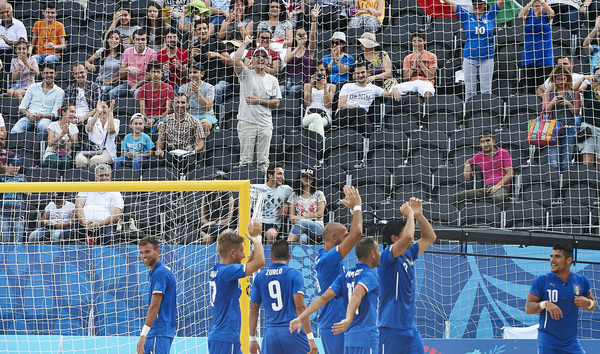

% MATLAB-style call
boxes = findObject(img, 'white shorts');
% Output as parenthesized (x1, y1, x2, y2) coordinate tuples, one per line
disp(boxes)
(393, 80, 435, 97)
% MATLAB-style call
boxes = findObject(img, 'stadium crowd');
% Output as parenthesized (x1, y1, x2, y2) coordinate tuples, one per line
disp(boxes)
(0, 0, 600, 243)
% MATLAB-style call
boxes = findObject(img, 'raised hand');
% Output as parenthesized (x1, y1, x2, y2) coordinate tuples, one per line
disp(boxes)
(311, 4, 321, 20)
(409, 197, 423, 217)
(399, 201, 414, 218)
(340, 185, 362, 210)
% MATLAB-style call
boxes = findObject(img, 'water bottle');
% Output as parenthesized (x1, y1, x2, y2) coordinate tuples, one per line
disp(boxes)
(286, 78, 292, 91)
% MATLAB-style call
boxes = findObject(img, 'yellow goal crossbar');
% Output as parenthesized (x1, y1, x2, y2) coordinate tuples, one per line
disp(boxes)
(0, 180, 253, 353)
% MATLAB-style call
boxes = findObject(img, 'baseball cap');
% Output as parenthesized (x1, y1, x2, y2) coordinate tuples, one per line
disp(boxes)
(300, 168, 315, 178)
(6, 152, 21, 166)
(253, 47, 269, 57)
(130, 113, 145, 123)
(331, 32, 347, 43)
(472, 0, 487, 4)
(213, 170, 228, 180)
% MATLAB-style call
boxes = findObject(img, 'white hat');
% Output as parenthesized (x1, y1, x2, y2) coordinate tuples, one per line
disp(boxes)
(357, 32, 380, 49)
(253, 47, 269, 56)
(331, 32, 347, 43)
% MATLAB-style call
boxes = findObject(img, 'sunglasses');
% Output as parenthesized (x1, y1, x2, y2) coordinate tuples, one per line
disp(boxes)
(332, 40, 341, 46)
(260, 36, 271, 40)
(253, 54, 268, 59)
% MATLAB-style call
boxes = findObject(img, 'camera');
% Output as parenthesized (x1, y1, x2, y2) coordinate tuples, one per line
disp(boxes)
(314, 73, 325, 80)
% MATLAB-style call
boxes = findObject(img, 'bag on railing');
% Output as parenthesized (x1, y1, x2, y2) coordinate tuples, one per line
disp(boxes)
(527, 112, 562, 146)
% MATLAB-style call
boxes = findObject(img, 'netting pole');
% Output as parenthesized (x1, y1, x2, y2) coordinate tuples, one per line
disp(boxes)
(238, 181, 251, 354)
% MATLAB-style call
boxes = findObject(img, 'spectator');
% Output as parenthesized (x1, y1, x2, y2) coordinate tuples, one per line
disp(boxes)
(28, 192, 74, 243)
(356, 32, 393, 88)
(218, 0, 254, 42)
(519, 0, 554, 95)
(200, 170, 235, 243)
(174, 0, 216, 36)
(30, 2, 66, 64)
(303, 69, 336, 137)
(154, 93, 206, 172)
(157, 28, 189, 91)
(306, 0, 345, 30)
(191, 19, 232, 105)
(105, 7, 140, 49)
(453, 131, 513, 209)
(0, 3, 28, 90)
(251, 162, 293, 243)
(281, 6, 319, 98)
(0, 152, 27, 243)
(75, 100, 119, 168)
(85, 30, 124, 101)
(7, 39, 39, 101)
(583, 16, 600, 74)
(109, 29, 157, 100)
(442, 0, 505, 102)
(139, 2, 169, 52)
(322, 32, 355, 87)
(64, 63, 101, 125)
(205, 0, 231, 30)
(393, 31, 437, 100)
(44, 103, 78, 170)
(543, 66, 581, 171)
(537, 56, 589, 98)
(257, 1, 294, 55)
(178, 63, 216, 136)
(74, 164, 124, 245)
(576, 67, 600, 169)
(114, 113, 155, 170)
(335, 61, 400, 135)
(346, 0, 385, 34)
(0, 134, 8, 174)
(11, 63, 64, 135)
(282, 0, 306, 26)
(547, 0, 587, 31)
(287, 168, 326, 244)
(137, 61, 174, 131)
(234, 37, 282, 173)
(243, 28, 282, 77)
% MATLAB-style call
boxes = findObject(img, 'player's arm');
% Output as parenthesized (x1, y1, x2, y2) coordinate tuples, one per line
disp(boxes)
(412, 198, 437, 256)
(332, 283, 367, 334)
(575, 292, 596, 312)
(391, 202, 415, 258)
(293, 293, 318, 353)
(136, 293, 163, 354)
(249, 301, 261, 354)
(338, 185, 363, 258)
(290, 288, 336, 333)
(245, 220, 265, 276)
(525, 292, 563, 320)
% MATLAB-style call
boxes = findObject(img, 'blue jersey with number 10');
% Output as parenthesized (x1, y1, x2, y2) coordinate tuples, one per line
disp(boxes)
(208, 263, 247, 343)
(529, 272, 591, 348)
(251, 262, 304, 326)
(330, 262, 379, 349)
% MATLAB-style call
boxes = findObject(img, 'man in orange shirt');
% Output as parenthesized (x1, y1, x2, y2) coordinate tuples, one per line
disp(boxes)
(30, 3, 66, 64)
(393, 32, 437, 101)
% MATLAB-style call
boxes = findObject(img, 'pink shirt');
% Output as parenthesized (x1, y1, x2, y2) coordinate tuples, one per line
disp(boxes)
(121, 46, 157, 87)
(469, 147, 512, 187)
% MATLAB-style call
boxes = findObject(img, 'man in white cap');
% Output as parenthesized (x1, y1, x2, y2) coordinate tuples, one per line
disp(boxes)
(393, 31, 437, 101)
(233, 35, 282, 174)
(322, 32, 354, 86)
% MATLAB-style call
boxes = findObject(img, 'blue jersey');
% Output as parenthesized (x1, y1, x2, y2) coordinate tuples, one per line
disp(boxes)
(521, 8, 553, 67)
(378, 243, 420, 330)
(121, 133, 155, 154)
(315, 246, 346, 329)
(457, 3, 499, 61)
(208, 263, 247, 343)
(147, 261, 178, 338)
(330, 263, 379, 349)
(529, 271, 592, 348)
(251, 262, 304, 326)
(0, 174, 27, 211)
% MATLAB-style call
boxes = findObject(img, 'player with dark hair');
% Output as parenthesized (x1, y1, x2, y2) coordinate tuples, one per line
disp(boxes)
(290, 237, 380, 353)
(312, 185, 363, 353)
(207, 221, 265, 354)
(526, 244, 596, 354)
(378, 197, 437, 354)
(137, 236, 177, 354)
(249, 240, 318, 354)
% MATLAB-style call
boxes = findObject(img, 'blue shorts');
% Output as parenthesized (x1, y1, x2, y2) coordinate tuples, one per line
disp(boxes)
(262, 325, 310, 354)
(143, 336, 173, 354)
(379, 327, 424, 354)
(208, 339, 242, 354)
(345, 346, 378, 354)
(320, 327, 344, 354)
(538, 343, 585, 354)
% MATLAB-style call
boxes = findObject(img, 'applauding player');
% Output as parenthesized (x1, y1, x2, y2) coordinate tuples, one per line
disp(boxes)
(314, 185, 363, 353)
(207, 221, 266, 353)
(290, 238, 381, 353)
(249, 240, 318, 354)
(378, 198, 437, 354)
(526, 244, 596, 354)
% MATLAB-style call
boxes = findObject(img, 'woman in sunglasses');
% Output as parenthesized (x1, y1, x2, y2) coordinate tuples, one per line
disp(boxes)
(281, 6, 320, 97)
(322, 31, 354, 87)
(302, 64, 336, 137)
(257, 0, 294, 48)
(287, 168, 326, 244)
(441, 0, 505, 102)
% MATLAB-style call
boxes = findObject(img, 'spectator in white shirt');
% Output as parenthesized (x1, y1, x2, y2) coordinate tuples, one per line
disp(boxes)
(28, 192, 75, 243)
(75, 100, 119, 168)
